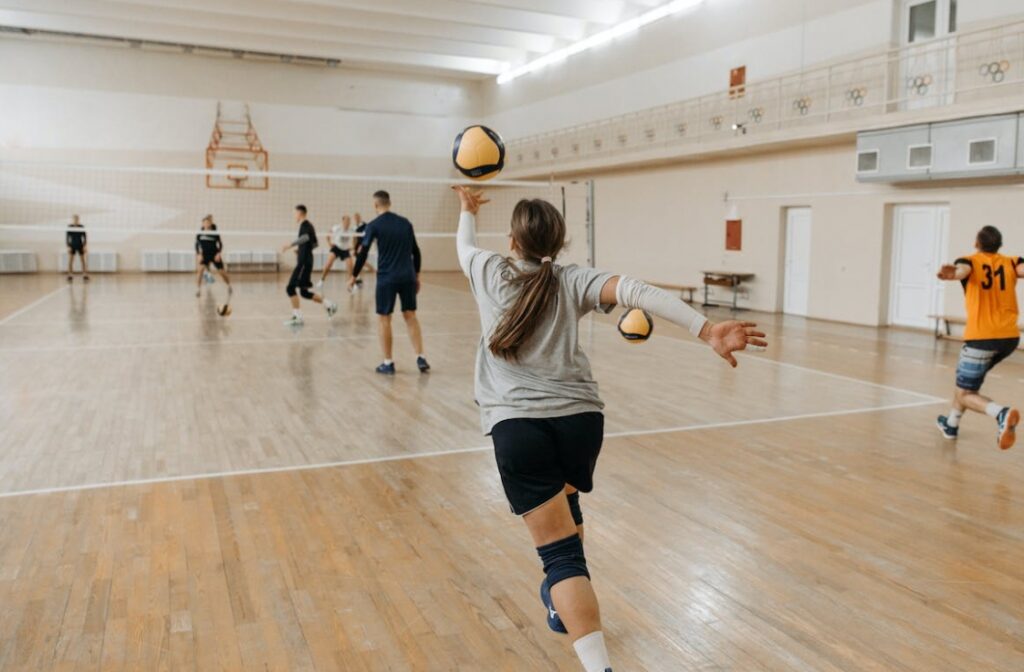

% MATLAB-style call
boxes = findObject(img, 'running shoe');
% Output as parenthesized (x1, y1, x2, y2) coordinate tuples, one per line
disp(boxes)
(325, 300, 338, 318)
(284, 315, 304, 327)
(997, 407, 1019, 450)
(417, 356, 431, 373)
(935, 415, 959, 440)
(315, 279, 324, 289)
(67, 275, 73, 282)
(375, 362, 396, 375)
(539, 578, 567, 635)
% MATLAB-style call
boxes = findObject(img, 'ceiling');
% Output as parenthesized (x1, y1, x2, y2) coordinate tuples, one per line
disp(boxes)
(0, 0, 678, 78)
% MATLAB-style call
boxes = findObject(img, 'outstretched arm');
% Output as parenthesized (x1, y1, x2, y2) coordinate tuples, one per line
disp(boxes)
(600, 276, 767, 368)
(1016, 257, 1024, 277)
(452, 186, 491, 274)
(937, 260, 971, 281)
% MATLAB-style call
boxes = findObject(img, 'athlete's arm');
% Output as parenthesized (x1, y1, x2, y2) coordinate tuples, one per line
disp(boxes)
(280, 233, 308, 253)
(600, 276, 766, 367)
(937, 259, 971, 281)
(351, 226, 375, 279)
(1016, 256, 1024, 277)
(453, 186, 491, 274)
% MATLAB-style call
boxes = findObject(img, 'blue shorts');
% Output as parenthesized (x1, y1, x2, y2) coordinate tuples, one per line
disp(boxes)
(955, 338, 1019, 391)
(375, 278, 417, 315)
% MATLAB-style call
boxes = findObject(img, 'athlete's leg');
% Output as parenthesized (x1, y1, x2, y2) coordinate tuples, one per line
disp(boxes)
(320, 252, 337, 284)
(378, 314, 394, 361)
(67, 249, 75, 276)
(523, 494, 603, 640)
(401, 310, 424, 356)
(195, 258, 206, 296)
(214, 256, 231, 288)
(81, 248, 89, 278)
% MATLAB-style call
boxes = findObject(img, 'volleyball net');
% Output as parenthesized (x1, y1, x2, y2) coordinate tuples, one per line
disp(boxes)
(0, 162, 592, 271)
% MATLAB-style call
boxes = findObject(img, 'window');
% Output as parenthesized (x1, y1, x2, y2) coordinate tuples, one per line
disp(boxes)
(857, 150, 879, 172)
(908, 1, 937, 42)
(968, 139, 997, 165)
(949, 0, 957, 32)
(908, 144, 932, 169)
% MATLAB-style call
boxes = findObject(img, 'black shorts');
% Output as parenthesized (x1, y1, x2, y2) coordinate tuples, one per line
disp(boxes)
(375, 278, 416, 315)
(200, 252, 224, 270)
(956, 338, 1020, 391)
(288, 259, 313, 289)
(68, 244, 84, 255)
(491, 412, 604, 515)
(330, 246, 350, 260)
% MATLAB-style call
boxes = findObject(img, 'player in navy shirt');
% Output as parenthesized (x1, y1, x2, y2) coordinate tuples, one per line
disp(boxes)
(350, 190, 429, 374)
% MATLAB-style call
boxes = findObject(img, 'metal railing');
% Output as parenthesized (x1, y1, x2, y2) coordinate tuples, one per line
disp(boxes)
(506, 19, 1024, 169)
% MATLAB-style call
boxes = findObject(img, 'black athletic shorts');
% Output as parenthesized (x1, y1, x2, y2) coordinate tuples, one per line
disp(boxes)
(288, 258, 313, 290)
(200, 251, 224, 270)
(330, 246, 350, 260)
(68, 243, 84, 255)
(490, 412, 604, 515)
(375, 278, 416, 315)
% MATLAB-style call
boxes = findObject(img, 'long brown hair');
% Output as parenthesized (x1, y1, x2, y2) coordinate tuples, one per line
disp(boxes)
(488, 199, 566, 360)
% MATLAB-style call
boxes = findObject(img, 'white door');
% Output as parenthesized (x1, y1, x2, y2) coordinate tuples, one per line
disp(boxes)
(900, 0, 957, 110)
(889, 205, 949, 328)
(783, 207, 812, 316)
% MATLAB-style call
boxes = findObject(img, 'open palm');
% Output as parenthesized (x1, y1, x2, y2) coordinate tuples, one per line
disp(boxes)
(708, 320, 767, 367)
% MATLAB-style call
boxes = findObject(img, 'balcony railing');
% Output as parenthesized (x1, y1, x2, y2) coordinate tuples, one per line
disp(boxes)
(506, 19, 1024, 170)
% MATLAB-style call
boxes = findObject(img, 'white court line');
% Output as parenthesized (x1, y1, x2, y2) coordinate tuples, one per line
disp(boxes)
(0, 285, 68, 325)
(0, 310, 484, 328)
(0, 330, 482, 354)
(0, 399, 942, 499)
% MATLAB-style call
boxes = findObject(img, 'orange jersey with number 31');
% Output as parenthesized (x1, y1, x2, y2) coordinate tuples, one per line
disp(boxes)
(957, 252, 1022, 341)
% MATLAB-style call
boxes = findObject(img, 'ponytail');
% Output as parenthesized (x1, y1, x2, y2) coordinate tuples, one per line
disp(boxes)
(488, 199, 565, 360)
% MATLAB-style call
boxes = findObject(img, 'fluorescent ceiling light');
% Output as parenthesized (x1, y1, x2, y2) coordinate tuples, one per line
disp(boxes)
(496, 0, 705, 85)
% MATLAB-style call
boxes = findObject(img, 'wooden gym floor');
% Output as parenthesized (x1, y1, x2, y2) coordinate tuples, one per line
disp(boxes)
(0, 272, 1022, 671)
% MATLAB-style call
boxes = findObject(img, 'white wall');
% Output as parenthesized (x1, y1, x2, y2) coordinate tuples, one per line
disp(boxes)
(482, 0, 1024, 140)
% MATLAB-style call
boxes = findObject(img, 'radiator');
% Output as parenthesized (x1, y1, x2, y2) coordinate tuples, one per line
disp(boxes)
(0, 250, 37, 273)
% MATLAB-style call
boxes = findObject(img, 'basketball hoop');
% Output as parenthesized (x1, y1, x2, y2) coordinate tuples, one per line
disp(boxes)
(205, 102, 269, 190)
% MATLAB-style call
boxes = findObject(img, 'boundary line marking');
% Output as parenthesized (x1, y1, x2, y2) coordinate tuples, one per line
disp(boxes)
(0, 285, 68, 325)
(0, 399, 941, 499)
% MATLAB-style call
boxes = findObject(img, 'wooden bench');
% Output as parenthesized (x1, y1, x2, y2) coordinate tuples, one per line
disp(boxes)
(928, 314, 1024, 347)
(651, 283, 698, 303)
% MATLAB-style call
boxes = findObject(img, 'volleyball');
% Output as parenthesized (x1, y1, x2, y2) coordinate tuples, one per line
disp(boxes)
(453, 125, 505, 181)
(617, 308, 653, 343)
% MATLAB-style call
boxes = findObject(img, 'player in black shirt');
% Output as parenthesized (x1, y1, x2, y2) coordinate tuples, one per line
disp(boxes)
(195, 215, 232, 297)
(281, 205, 337, 326)
(65, 214, 89, 282)
(350, 190, 429, 374)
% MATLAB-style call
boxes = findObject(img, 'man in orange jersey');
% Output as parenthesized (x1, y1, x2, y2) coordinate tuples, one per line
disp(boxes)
(936, 226, 1023, 449)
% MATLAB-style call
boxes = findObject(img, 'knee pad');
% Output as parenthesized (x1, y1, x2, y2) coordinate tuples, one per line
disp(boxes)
(299, 287, 315, 300)
(213, 260, 225, 270)
(286, 284, 298, 297)
(536, 534, 589, 588)
(567, 492, 583, 526)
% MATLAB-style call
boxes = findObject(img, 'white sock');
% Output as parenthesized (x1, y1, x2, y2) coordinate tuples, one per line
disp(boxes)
(383, 359, 394, 366)
(573, 631, 611, 672)
(947, 409, 964, 427)
(986, 402, 1005, 418)
(292, 309, 301, 318)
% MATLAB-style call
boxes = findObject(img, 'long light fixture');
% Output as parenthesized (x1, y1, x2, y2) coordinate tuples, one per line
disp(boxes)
(496, 0, 706, 85)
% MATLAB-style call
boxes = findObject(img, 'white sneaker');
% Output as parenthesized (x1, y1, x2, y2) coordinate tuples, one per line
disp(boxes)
(325, 301, 338, 318)
(284, 315, 304, 326)
(315, 279, 324, 289)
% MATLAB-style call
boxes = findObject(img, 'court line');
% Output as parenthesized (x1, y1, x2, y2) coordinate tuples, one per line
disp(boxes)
(0, 310, 484, 328)
(0, 285, 68, 325)
(0, 330, 482, 354)
(0, 399, 942, 499)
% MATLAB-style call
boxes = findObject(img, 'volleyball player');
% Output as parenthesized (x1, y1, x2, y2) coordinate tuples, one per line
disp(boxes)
(451, 186, 765, 672)
(936, 225, 1022, 449)
(195, 215, 232, 297)
(65, 214, 89, 281)
(282, 205, 337, 326)
(316, 214, 354, 288)
(349, 191, 428, 374)
(352, 211, 373, 282)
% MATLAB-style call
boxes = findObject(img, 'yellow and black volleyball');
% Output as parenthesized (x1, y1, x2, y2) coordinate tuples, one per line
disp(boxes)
(453, 125, 505, 181)
(617, 308, 653, 343)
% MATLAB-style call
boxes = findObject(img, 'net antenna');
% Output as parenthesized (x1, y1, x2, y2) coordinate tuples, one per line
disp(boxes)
(205, 102, 269, 190)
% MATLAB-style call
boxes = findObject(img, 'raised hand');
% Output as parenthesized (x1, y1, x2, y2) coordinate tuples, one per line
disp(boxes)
(705, 320, 768, 368)
(936, 264, 958, 280)
(452, 185, 490, 214)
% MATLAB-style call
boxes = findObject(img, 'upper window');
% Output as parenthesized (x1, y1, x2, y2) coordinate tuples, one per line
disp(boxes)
(968, 139, 997, 165)
(908, 1, 937, 43)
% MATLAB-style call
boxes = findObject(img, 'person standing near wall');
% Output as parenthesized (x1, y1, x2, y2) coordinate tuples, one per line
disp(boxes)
(66, 214, 89, 282)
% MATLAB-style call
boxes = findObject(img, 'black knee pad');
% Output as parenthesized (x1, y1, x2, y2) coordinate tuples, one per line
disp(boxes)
(286, 284, 298, 297)
(567, 491, 583, 526)
(536, 534, 589, 588)
(299, 287, 315, 300)
(213, 260, 225, 270)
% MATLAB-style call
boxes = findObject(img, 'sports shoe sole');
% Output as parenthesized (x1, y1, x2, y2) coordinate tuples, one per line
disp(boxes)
(935, 419, 957, 440)
(998, 408, 1019, 450)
